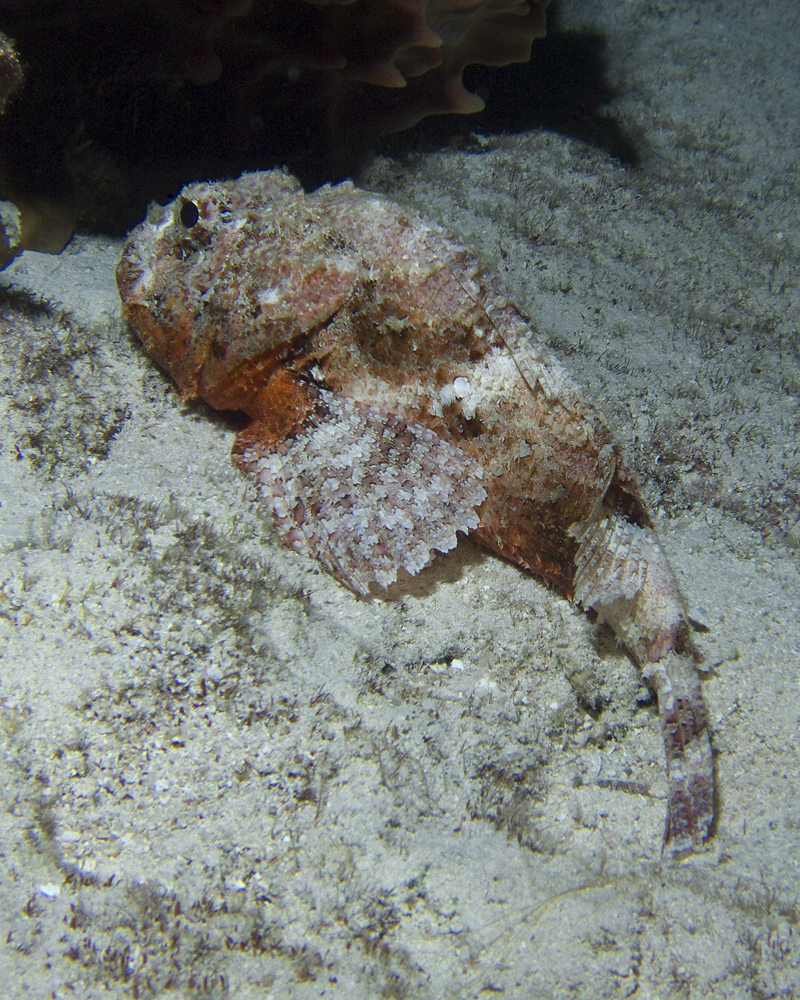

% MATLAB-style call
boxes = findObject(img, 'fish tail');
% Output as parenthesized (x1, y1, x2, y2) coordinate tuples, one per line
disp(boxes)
(643, 651, 714, 855)
(572, 514, 714, 855)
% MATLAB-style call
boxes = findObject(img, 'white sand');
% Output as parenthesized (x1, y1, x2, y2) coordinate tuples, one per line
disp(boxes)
(1, 0, 798, 996)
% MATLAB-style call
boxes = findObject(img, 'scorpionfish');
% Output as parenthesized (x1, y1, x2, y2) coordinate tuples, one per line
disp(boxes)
(117, 169, 714, 857)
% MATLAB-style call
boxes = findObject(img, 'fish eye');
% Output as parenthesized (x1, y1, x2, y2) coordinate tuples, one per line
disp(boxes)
(179, 200, 200, 228)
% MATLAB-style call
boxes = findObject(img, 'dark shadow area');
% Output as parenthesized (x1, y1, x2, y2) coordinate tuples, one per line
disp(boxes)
(375, 536, 489, 602)
(0, 1, 637, 238)
(379, 4, 639, 167)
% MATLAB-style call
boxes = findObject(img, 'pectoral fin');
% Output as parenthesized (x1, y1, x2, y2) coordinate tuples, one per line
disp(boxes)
(234, 384, 487, 595)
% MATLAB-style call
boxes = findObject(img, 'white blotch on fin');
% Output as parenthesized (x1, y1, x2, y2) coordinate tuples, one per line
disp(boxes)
(248, 390, 487, 594)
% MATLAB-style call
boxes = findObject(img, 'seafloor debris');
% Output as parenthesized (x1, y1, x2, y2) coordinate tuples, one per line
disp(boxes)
(0, 290, 130, 475)
(117, 169, 714, 857)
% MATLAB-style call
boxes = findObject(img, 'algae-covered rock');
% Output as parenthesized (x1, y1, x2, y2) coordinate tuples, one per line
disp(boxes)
(0, 31, 24, 113)
(0, 33, 25, 269)
(0, 198, 21, 270)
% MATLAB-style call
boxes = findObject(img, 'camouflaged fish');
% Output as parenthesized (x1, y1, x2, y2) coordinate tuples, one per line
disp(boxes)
(116, 169, 714, 857)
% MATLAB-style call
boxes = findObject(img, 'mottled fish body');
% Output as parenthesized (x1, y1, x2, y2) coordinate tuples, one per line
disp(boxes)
(117, 170, 714, 856)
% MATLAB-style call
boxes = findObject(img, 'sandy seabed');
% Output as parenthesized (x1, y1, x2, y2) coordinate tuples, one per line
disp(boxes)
(1, 1, 799, 996)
